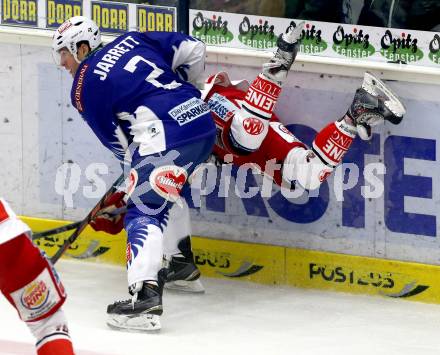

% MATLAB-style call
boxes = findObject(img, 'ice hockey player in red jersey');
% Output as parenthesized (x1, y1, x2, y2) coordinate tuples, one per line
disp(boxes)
(0, 198, 74, 355)
(203, 22, 406, 191)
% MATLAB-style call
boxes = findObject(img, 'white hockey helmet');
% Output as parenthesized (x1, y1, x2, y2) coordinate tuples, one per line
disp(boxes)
(52, 16, 101, 65)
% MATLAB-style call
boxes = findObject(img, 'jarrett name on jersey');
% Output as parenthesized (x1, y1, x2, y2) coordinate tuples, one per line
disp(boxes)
(71, 31, 215, 160)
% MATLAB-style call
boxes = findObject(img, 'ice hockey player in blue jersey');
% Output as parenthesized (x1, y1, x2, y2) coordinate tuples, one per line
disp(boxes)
(52, 16, 216, 331)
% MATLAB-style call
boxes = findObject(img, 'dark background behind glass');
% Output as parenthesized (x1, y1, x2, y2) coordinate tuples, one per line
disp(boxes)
(188, 0, 440, 32)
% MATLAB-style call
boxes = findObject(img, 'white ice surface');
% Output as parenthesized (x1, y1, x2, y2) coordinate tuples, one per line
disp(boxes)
(1, 260, 440, 355)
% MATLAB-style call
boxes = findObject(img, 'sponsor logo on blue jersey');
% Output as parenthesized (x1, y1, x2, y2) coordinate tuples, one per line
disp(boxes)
(168, 97, 210, 126)
(74, 64, 89, 112)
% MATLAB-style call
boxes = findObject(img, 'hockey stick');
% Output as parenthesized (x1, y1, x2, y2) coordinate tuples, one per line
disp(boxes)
(50, 174, 125, 264)
(32, 206, 127, 240)
(32, 221, 81, 240)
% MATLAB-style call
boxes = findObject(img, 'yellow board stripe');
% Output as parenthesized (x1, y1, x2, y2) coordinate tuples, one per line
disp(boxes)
(191, 237, 285, 285)
(285, 249, 440, 303)
(24, 216, 127, 266)
(22, 216, 440, 304)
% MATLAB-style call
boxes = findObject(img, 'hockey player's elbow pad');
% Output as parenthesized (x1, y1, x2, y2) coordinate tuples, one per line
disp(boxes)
(173, 39, 206, 85)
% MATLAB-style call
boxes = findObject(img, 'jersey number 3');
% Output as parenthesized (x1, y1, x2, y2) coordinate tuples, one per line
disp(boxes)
(124, 55, 182, 90)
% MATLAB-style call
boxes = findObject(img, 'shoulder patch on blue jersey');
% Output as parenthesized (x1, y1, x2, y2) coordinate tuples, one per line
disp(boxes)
(207, 93, 237, 121)
(168, 97, 210, 126)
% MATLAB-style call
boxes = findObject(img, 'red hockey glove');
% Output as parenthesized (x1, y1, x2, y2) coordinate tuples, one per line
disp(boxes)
(90, 191, 126, 235)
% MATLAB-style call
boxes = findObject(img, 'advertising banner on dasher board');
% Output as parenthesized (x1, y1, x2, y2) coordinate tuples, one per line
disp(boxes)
(0, 0, 176, 32)
(189, 9, 440, 68)
(25, 214, 440, 304)
(0, 43, 439, 266)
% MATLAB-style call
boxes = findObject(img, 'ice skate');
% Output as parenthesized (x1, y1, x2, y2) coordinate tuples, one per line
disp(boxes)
(347, 72, 406, 140)
(106, 275, 165, 331)
(263, 21, 305, 82)
(165, 255, 205, 293)
(164, 236, 205, 293)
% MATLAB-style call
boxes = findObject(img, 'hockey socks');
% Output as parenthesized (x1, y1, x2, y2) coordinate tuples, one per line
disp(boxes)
(37, 338, 74, 355)
(34, 310, 73, 355)
(312, 118, 357, 168)
(282, 118, 356, 190)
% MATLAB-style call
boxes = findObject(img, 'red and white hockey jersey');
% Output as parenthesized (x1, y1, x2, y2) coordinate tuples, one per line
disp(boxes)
(202, 72, 306, 187)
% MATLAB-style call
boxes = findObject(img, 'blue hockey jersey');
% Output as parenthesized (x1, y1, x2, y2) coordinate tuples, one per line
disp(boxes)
(71, 31, 216, 160)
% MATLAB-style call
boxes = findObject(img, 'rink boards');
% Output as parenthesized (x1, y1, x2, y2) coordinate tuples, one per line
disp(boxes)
(1, 33, 440, 278)
(2, 27, 439, 307)
(24, 216, 440, 305)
